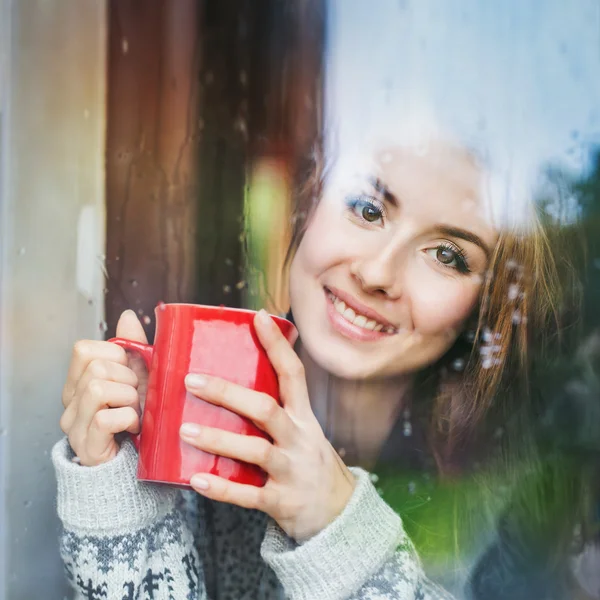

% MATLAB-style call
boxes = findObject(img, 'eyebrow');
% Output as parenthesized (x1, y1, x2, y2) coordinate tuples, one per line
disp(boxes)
(434, 225, 491, 258)
(368, 177, 399, 206)
(367, 177, 491, 257)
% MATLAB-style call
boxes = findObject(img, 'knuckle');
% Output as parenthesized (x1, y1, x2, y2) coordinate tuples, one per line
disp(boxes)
(284, 360, 305, 380)
(257, 440, 275, 466)
(91, 410, 108, 431)
(256, 397, 279, 426)
(87, 378, 106, 402)
(73, 340, 93, 361)
(88, 359, 108, 381)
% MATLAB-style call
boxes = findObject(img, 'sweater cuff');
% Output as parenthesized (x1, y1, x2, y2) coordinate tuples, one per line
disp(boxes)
(261, 467, 407, 600)
(52, 437, 179, 535)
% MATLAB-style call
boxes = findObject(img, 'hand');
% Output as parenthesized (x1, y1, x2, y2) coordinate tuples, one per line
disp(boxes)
(60, 310, 148, 466)
(180, 309, 356, 542)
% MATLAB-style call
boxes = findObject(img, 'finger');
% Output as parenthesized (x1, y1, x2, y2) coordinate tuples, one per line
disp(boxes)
(115, 309, 150, 407)
(63, 340, 128, 407)
(184, 374, 294, 442)
(85, 407, 140, 463)
(76, 380, 140, 431)
(253, 310, 310, 415)
(74, 359, 138, 401)
(180, 424, 286, 475)
(189, 472, 276, 511)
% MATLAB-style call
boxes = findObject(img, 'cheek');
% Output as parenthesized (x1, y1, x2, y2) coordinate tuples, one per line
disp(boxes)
(408, 270, 480, 336)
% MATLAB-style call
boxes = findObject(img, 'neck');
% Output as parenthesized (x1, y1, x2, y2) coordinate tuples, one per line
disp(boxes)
(297, 342, 414, 469)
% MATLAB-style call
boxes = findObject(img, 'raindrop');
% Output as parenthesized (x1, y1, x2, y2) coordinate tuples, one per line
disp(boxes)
(482, 357, 493, 369)
(225, 258, 234, 267)
(408, 481, 416, 495)
(452, 358, 465, 371)
(464, 330, 477, 344)
(512, 310, 522, 325)
(158, 301, 166, 311)
(236, 281, 247, 290)
(137, 309, 144, 316)
(376, 488, 384, 497)
(482, 329, 493, 343)
(142, 315, 151, 325)
(508, 284, 519, 300)
(370, 473, 379, 484)
(223, 285, 232, 294)
(122, 38, 129, 54)
(506, 259, 518, 270)
(403, 421, 413, 437)
(99, 321, 108, 333)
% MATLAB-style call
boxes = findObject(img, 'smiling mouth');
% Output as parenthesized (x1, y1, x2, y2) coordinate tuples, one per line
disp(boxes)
(325, 289, 397, 334)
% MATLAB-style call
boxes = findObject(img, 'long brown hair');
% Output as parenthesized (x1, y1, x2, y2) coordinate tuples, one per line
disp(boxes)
(283, 142, 567, 472)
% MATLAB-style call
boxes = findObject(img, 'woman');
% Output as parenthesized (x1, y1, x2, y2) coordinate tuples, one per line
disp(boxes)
(54, 138, 563, 599)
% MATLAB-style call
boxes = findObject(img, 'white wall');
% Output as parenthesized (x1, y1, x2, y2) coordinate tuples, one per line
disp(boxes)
(0, 1, 107, 597)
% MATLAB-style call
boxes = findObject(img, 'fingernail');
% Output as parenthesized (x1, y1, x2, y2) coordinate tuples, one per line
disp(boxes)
(185, 374, 207, 388)
(180, 423, 201, 438)
(257, 309, 271, 326)
(190, 475, 209, 490)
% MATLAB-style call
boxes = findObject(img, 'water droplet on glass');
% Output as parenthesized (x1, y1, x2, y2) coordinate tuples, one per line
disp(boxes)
(142, 315, 151, 325)
(99, 321, 108, 333)
(122, 38, 129, 54)
(403, 421, 412, 436)
(370, 473, 379, 483)
(452, 358, 465, 371)
(482, 357, 493, 369)
(508, 284, 519, 300)
(223, 285, 231, 294)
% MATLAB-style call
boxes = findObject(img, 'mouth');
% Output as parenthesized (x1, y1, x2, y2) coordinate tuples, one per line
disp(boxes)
(324, 286, 399, 341)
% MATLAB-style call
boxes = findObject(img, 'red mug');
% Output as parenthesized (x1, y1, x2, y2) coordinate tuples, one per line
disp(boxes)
(109, 303, 295, 488)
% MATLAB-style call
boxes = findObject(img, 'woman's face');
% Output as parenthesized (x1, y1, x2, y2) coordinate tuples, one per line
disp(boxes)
(289, 143, 499, 380)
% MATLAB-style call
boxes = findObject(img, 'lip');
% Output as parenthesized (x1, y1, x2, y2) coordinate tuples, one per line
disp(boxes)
(325, 285, 397, 330)
(325, 293, 393, 342)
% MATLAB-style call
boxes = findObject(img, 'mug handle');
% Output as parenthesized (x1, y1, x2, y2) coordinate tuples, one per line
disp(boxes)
(108, 337, 154, 450)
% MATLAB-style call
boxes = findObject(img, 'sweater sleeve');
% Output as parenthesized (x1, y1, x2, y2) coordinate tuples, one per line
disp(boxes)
(260, 467, 454, 600)
(52, 437, 207, 600)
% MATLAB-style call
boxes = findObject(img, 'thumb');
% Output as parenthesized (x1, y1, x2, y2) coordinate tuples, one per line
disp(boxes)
(116, 309, 149, 343)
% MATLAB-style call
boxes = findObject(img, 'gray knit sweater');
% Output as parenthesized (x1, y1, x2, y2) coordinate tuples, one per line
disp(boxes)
(52, 438, 454, 600)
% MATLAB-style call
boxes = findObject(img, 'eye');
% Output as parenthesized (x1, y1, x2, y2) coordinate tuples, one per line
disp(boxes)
(425, 242, 470, 273)
(345, 195, 386, 225)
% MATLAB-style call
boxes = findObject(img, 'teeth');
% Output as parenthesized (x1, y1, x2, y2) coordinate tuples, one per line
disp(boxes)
(329, 291, 394, 334)
(343, 308, 356, 321)
(354, 315, 367, 328)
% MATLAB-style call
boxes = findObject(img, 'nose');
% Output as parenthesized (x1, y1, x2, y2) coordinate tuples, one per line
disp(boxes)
(350, 240, 406, 299)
